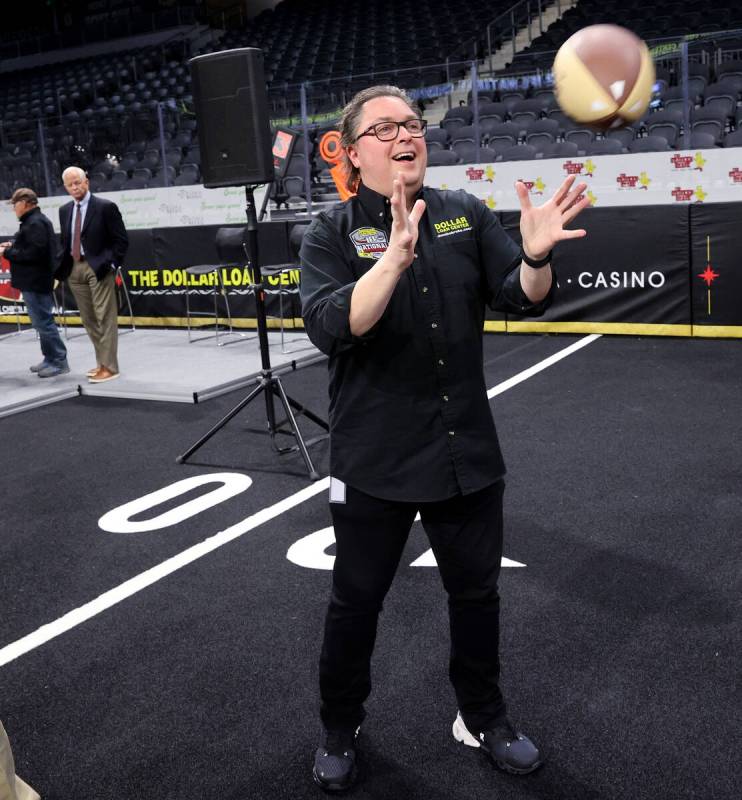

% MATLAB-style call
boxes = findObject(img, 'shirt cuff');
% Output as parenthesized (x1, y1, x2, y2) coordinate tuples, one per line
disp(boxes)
(323, 282, 379, 344)
(502, 263, 556, 317)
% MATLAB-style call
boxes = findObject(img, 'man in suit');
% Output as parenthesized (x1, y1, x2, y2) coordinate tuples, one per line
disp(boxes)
(0, 187, 69, 377)
(58, 166, 129, 383)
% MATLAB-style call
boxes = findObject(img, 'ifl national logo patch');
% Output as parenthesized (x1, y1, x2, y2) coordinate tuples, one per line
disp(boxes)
(349, 227, 389, 259)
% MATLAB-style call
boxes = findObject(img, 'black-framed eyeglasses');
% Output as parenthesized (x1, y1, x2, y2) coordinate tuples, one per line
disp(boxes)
(356, 118, 427, 142)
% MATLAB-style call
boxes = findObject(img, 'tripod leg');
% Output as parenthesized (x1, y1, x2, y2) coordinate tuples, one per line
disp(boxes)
(282, 392, 329, 432)
(272, 378, 322, 480)
(176, 380, 265, 463)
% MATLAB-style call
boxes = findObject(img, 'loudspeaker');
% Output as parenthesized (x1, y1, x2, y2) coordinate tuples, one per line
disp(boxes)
(189, 48, 274, 188)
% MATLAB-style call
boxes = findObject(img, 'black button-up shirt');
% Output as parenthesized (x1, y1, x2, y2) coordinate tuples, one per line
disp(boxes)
(300, 183, 555, 502)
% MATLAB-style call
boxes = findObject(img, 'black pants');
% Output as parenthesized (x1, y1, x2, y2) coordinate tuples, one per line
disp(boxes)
(319, 480, 506, 734)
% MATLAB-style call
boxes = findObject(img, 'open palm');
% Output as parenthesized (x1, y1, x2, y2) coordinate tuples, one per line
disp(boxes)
(516, 174, 590, 260)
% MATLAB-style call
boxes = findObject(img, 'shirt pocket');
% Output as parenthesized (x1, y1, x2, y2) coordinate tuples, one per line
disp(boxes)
(431, 234, 481, 290)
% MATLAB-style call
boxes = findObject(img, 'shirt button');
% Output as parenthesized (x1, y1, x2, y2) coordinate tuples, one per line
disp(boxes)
(431, 322, 437, 329)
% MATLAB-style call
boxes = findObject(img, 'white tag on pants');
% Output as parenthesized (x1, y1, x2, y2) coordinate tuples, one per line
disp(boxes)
(329, 477, 346, 504)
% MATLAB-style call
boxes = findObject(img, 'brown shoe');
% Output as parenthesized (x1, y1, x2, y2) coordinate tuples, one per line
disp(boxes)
(88, 367, 120, 383)
(87, 366, 100, 378)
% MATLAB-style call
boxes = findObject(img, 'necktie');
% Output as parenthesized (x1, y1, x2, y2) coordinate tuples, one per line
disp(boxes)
(72, 203, 82, 261)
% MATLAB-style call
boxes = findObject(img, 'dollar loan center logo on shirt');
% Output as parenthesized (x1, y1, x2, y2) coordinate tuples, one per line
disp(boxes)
(350, 227, 389, 259)
(434, 215, 472, 237)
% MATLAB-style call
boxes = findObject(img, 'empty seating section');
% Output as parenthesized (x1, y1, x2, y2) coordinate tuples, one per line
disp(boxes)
(422, 0, 742, 164)
(1, 0, 742, 199)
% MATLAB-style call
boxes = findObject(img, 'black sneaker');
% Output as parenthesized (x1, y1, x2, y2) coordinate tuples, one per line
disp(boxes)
(452, 711, 542, 774)
(313, 726, 360, 793)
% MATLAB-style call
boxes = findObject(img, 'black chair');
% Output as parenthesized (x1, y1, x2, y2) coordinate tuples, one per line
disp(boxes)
(605, 126, 638, 147)
(110, 169, 128, 190)
(451, 125, 479, 146)
(586, 138, 624, 156)
(524, 118, 560, 148)
(425, 127, 450, 150)
(721, 128, 742, 148)
(628, 136, 670, 153)
(564, 128, 595, 153)
(688, 131, 719, 149)
(485, 121, 521, 147)
(498, 144, 538, 162)
(537, 141, 579, 159)
(478, 101, 508, 120)
(261, 223, 314, 354)
(452, 141, 490, 163)
(427, 149, 460, 166)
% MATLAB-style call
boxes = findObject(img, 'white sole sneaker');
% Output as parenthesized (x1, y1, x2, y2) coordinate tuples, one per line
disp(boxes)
(452, 711, 481, 747)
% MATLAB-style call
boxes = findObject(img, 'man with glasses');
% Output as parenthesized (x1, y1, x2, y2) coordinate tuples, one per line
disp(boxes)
(300, 85, 589, 792)
(0, 188, 68, 378)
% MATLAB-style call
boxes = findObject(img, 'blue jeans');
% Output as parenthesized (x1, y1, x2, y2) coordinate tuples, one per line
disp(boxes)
(23, 289, 68, 366)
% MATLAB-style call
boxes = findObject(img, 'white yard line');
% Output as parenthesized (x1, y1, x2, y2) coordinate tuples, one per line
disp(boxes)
(487, 333, 602, 398)
(0, 333, 601, 667)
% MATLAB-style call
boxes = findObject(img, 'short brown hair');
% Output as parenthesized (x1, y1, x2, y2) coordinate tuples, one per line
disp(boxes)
(339, 85, 420, 193)
(10, 187, 38, 205)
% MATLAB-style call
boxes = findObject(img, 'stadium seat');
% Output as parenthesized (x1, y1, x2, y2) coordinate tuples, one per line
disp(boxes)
(587, 139, 624, 156)
(478, 101, 508, 121)
(425, 128, 449, 150)
(564, 128, 595, 153)
(452, 141, 487, 162)
(498, 144, 537, 162)
(485, 121, 521, 147)
(605, 126, 638, 147)
(628, 136, 671, 153)
(722, 129, 742, 147)
(689, 131, 719, 149)
(427, 150, 460, 166)
(451, 125, 479, 146)
(537, 141, 579, 159)
(524, 118, 560, 148)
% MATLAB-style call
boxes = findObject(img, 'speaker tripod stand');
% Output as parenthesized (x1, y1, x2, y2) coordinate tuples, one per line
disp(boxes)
(176, 185, 328, 480)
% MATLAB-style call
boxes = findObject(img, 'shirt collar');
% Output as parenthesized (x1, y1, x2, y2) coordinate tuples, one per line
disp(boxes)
(76, 192, 91, 210)
(356, 182, 425, 226)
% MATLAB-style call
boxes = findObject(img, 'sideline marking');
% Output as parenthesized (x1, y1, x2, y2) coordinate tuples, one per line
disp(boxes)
(0, 334, 600, 667)
(0, 479, 329, 667)
(487, 333, 601, 398)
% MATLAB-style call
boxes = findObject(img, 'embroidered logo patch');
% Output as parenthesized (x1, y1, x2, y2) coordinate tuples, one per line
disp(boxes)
(350, 227, 388, 259)
(433, 216, 472, 237)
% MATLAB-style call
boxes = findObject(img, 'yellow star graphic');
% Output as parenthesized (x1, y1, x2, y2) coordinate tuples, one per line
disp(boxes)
(584, 159, 597, 176)
(485, 195, 497, 209)
(695, 185, 707, 202)
(485, 165, 495, 182)
(587, 190, 598, 206)
(534, 177, 546, 193)
(639, 171, 651, 188)
(440, 183, 448, 190)
(694, 152, 707, 170)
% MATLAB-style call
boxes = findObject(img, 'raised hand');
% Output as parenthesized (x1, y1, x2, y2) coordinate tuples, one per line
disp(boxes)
(515, 174, 590, 261)
(386, 173, 426, 271)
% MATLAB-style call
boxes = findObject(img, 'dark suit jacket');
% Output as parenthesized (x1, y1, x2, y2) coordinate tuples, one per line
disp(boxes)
(57, 193, 129, 280)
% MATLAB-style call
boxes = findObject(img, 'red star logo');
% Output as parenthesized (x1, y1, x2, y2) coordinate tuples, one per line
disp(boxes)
(698, 265, 719, 286)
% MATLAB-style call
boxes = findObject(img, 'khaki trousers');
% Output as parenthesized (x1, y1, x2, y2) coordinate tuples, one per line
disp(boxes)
(67, 260, 119, 373)
(0, 721, 40, 800)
